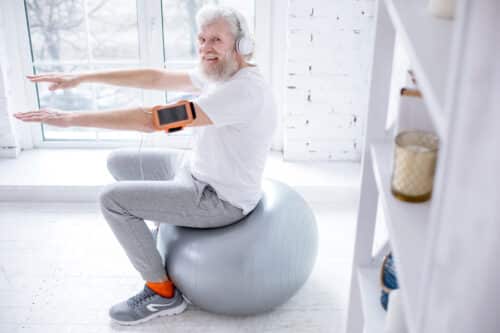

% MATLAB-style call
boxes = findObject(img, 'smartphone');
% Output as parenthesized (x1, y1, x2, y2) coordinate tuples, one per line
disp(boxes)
(152, 100, 197, 132)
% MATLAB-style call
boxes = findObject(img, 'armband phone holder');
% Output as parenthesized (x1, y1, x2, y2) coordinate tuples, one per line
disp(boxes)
(151, 100, 197, 133)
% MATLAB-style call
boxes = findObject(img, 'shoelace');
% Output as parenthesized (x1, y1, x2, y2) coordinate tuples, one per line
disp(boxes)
(127, 286, 157, 308)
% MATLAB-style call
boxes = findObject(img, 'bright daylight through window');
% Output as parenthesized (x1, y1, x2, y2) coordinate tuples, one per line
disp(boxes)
(24, 0, 254, 145)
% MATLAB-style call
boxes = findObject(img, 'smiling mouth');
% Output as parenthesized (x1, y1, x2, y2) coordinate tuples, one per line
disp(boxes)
(203, 55, 219, 63)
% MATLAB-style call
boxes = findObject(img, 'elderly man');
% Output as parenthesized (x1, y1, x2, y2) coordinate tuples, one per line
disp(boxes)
(14, 5, 277, 325)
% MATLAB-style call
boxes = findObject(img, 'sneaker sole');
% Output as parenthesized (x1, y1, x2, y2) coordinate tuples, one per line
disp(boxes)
(182, 294, 193, 304)
(111, 299, 188, 326)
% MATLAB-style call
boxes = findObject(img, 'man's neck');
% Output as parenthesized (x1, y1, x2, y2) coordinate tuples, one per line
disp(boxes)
(237, 58, 254, 69)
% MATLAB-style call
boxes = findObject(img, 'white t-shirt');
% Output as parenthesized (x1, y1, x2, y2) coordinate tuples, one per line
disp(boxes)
(188, 66, 277, 215)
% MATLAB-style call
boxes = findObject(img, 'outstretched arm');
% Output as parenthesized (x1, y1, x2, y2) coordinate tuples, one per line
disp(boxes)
(13, 103, 212, 132)
(27, 68, 199, 92)
(14, 107, 155, 132)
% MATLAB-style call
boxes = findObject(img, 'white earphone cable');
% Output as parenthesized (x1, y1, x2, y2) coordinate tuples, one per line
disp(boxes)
(139, 131, 145, 181)
(138, 106, 151, 181)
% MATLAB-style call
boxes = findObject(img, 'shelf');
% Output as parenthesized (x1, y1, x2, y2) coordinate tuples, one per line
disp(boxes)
(358, 266, 386, 333)
(370, 143, 430, 330)
(384, 0, 453, 137)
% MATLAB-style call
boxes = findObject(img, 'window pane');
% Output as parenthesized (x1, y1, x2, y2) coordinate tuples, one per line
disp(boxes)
(26, 0, 144, 143)
(35, 65, 95, 111)
(97, 129, 141, 141)
(25, 0, 88, 62)
(34, 64, 96, 140)
(162, 0, 255, 62)
(43, 126, 98, 141)
(93, 64, 144, 141)
(34, 64, 144, 141)
(95, 84, 142, 110)
(87, 0, 140, 60)
(93, 66, 143, 110)
(25, 0, 140, 62)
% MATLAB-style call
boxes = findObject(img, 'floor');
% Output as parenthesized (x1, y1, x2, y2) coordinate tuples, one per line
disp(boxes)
(0, 199, 358, 333)
(0, 149, 362, 332)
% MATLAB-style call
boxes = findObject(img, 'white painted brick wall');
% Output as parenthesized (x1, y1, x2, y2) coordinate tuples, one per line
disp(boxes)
(284, 0, 375, 161)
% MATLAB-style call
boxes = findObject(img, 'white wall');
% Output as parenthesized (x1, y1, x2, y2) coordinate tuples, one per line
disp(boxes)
(267, 0, 288, 152)
(283, 0, 376, 161)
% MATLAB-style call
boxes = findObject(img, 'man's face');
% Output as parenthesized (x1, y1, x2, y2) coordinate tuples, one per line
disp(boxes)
(197, 19, 239, 81)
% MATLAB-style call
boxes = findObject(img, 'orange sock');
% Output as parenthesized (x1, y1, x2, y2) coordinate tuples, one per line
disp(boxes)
(146, 280, 174, 298)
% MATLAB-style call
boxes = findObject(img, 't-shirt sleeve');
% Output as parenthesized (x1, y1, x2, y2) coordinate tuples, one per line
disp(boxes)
(193, 79, 261, 127)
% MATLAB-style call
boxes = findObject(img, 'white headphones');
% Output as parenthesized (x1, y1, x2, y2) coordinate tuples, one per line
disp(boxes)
(232, 10, 254, 56)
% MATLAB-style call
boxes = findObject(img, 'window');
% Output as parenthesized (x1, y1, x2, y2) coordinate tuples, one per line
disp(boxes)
(23, 0, 255, 148)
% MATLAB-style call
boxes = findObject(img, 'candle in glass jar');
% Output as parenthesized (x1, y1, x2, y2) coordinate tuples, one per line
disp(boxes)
(428, 0, 455, 19)
(391, 131, 439, 203)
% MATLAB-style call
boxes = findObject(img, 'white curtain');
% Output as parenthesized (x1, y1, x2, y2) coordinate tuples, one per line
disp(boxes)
(0, 30, 20, 158)
(0, 1, 34, 158)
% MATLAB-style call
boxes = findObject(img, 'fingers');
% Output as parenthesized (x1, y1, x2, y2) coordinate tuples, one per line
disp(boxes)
(26, 72, 59, 78)
(26, 74, 64, 85)
(14, 111, 46, 121)
(26, 73, 55, 79)
(26, 76, 61, 83)
(14, 109, 68, 128)
(13, 113, 44, 122)
(14, 111, 44, 117)
(26, 74, 77, 92)
(13, 110, 60, 121)
(15, 109, 56, 116)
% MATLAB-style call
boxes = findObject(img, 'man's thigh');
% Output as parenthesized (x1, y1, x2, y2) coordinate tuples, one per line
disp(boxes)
(106, 148, 187, 181)
(101, 170, 244, 228)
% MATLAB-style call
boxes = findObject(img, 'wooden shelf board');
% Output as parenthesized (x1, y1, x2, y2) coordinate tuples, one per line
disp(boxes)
(370, 143, 431, 330)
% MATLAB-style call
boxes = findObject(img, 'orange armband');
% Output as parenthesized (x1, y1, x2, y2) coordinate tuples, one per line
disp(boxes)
(151, 100, 197, 133)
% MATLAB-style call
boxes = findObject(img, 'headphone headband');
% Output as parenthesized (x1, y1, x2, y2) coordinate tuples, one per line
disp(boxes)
(231, 9, 254, 56)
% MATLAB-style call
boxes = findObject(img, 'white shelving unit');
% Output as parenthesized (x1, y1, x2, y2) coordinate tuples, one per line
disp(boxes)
(357, 266, 386, 333)
(346, 0, 500, 333)
(370, 142, 429, 329)
(385, 0, 453, 136)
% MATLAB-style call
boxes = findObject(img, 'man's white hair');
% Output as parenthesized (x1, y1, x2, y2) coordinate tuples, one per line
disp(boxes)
(196, 5, 253, 60)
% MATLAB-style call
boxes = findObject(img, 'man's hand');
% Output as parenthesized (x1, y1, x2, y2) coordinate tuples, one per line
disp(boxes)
(26, 73, 81, 91)
(14, 108, 72, 127)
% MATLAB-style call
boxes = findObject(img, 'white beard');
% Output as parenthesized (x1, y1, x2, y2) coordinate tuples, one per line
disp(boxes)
(200, 50, 240, 82)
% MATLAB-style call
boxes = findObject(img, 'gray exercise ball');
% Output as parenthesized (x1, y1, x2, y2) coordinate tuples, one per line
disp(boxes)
(156, 179, 318, 316)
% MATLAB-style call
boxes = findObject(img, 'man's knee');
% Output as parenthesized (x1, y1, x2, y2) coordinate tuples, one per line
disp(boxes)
(106, 148, 135, 177)
(99, 183, 124, 211)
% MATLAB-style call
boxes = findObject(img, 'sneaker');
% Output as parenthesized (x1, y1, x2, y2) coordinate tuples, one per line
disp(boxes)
(109, 285, 187, 325)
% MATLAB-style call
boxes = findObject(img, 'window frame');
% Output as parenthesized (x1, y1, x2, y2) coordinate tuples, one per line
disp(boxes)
(14, 0, 269, 149)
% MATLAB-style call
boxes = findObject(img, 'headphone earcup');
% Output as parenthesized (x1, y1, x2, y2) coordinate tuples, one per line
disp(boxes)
(236, 36, 254, 56)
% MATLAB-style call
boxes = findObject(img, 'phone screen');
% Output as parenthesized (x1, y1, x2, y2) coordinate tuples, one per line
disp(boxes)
(157, 105, 188, 125)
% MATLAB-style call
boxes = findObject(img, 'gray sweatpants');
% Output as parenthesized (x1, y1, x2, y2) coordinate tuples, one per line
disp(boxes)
(99, 148, 245, 282)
